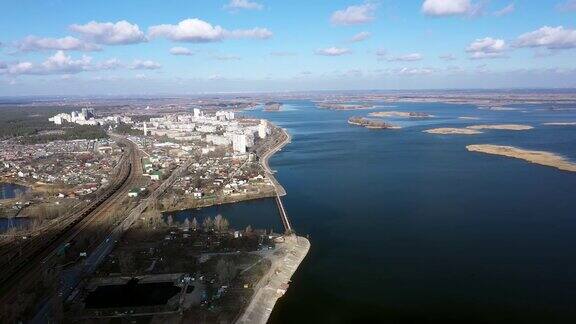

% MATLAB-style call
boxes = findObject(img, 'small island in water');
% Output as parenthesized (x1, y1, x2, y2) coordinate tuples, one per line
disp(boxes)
(424, 128, 482, 135)
(317, 102, 374, 110)
(425, 124, 533, 135)
(264, 102, 283, 112)
(369, 111, 434, 118)
(348, 116, 400, 129)
(467, 144, 576, 173)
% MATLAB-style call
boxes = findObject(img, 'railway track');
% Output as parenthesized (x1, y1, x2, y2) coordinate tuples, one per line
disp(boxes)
(0, 138, 141, 314)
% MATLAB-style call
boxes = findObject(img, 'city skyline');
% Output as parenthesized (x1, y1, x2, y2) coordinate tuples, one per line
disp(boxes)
(1, 0, 576, 95)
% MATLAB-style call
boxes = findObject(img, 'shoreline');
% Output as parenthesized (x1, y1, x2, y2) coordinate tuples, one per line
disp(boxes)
(236, 235, 310, 324)
(260, 127, 291, 196)
(236, 126, 311, 323)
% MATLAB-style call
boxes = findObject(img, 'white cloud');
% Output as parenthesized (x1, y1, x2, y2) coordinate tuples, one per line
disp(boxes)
(493, 3, 515, 17)
(213, 54, 241, 61)
(4, 51, 94, 75)
(224, 0, 263, 11)
(331, 3, 376, 26)
(397, 67, 434, 75)
(439, 54, 457, 61)
(315, 47, 351, 56)
(225, 28, 273, 39)
(15, 36, 101, 52)
(97, 58, 123, 70)
(350, 31, 371, 42)
(148, 18, 272, 42)
(516, 26, 576, 50)
(130, 60, 161, 70)
(466, 37, 507, 59)
(556, 0, 576, 12)
(70, 20, 147, 45)
(386, 53, 423, 62)
(422, 0, 479, 17)
(169, 46, 194, 56)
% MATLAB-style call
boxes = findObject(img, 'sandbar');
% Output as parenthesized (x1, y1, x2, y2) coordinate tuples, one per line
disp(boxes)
(543, 122, 576, 126)
(466, 144, 576, 173)
(467, 124, 533, 131)
(370, 111, 434, 118)
(424, 128, 482, 135)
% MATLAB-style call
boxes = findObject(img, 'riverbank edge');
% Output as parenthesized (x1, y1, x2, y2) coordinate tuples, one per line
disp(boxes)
(236, 235, 310, 324)
(260, 127, 291, 197)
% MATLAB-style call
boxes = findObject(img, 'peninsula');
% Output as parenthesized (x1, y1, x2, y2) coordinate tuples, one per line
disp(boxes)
(466, 144, 576, 173)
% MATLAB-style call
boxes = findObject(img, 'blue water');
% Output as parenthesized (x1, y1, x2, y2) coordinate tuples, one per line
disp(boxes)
(246, 100, 576, 323)
(166, 198, 283, 233)
(0, 182, 27, 200)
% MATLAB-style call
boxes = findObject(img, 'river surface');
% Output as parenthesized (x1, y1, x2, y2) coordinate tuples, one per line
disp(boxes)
(242, 100, 576, 323)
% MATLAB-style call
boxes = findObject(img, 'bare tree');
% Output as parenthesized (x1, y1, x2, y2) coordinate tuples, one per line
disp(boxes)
(214, 214, 223, 232)
(182, 218, 190, 232)
(203, 216, 214, 231)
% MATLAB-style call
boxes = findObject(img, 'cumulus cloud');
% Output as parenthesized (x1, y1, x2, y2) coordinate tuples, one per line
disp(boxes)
(349, 31, 371, 42)
(70, 20, 147, 45)
(556, 0, 576, 11)
(315, 47, 351, 56)
(331, 3, 376, 26)
(493, 3, 515, 17)
(422, 0, 481, 17)
(148, 18, 272, 42)
(386, 53, 423, 62)
(3, 51, 93, 75)
(516, 26, 576, 50)
(397, 67, 435, 75)
(169, 46, 194, 55)
(15, 36, 101, 52)
(130, 60, 161, 70)
(97, 58, 123, 70)
(466, 37, 508, 59)
(224, 0, 263, 11)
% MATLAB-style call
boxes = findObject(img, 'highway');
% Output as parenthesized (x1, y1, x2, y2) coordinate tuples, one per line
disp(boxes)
(0, 135, 142, 321)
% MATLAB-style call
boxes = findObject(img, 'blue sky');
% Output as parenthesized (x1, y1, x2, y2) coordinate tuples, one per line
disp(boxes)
(1, 0, 575, 95)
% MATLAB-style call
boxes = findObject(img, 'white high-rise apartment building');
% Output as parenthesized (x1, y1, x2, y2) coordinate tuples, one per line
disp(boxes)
(258, 119, 268, 139)
(232, 134, 247, 154)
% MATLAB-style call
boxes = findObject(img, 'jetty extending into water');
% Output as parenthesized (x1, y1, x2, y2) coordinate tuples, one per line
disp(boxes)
(237, 126, 309, 324)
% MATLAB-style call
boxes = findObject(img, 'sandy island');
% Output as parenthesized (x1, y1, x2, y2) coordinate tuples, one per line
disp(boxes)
(425, 124, 533, 135)
(424, 128, 482, 135)
(369, 111, 434, 118)
(467, 124, 533, 130)
(466, 144, 576, 173)
(458, 116, 480, 120)
(543, 122, 576, 126)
